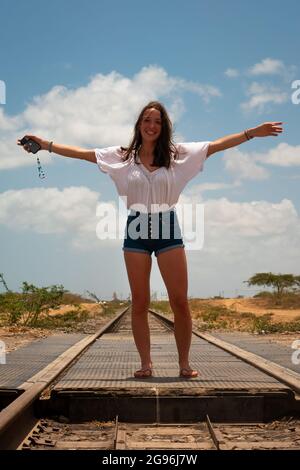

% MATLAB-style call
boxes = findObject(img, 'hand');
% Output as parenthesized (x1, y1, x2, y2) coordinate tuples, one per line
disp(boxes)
(17, 135, 49, 152)
(250, 122, 283, 138)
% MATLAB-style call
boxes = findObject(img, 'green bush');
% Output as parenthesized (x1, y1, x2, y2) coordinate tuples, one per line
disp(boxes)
(202, 309, 222, 322)
(240, 312, 256, 320)
(254, 291, 274, 298)
(0, 282, 66, 326)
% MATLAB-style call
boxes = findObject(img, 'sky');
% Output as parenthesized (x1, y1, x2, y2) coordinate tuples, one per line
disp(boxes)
(0, 0, 299, 299)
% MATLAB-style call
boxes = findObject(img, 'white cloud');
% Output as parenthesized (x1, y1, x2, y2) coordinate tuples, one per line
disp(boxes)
(219, 197, 299, 265)
(0, 66, 221, 170)
(253, 142, 300, 167)
(248, 58, 297, 81)
(239, 58, 297, 113)
(225, 68, 240, 78)
(241, 81, 288, 113)
(221, 144, 300, 182)
(0, 186, 126, 250)
(0, 109, 22, 131)
(223, 147, 269, 181)
(203, 197, 298, 238)
(185, 181, 240, 200)
(249, 58, 286, 76)
(178, 190, 300, 281)
(181, 192, 300, 296)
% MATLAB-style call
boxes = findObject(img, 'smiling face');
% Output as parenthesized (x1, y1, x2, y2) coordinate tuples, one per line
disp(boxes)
(123, 101, 174, 168)
(139, 107, 162, 144)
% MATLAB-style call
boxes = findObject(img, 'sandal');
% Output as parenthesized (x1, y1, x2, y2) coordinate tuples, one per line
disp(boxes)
(179, 368, 199, 378)
(134, 367, 153, 378)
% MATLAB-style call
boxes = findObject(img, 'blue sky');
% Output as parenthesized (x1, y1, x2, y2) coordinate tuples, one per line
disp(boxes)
(0, 0, 299, 299)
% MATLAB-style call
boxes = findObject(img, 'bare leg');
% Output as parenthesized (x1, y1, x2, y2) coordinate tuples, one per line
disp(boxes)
(157, 247, 198, 376)
(123, 251, 152, 373)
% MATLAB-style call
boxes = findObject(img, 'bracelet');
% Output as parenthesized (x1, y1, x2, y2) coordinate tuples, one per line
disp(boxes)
(48, 141, 53, 153)
(244, 130, 253, 141)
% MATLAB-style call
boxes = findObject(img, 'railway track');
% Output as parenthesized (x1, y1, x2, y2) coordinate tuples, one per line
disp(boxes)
(0, 306, 299, 450)
(18, 416, 300, 451)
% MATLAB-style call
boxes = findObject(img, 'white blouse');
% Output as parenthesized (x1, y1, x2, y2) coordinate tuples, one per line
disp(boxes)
(95, 141, 211, 212)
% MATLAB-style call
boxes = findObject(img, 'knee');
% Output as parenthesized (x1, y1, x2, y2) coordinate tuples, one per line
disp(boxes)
(131, 294, 150, 313)
(169, 295, 189, 313)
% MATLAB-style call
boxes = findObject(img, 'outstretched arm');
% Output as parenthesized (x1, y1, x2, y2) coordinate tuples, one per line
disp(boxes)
(17, 135, 96, 163)
(207, 122, 283, 158)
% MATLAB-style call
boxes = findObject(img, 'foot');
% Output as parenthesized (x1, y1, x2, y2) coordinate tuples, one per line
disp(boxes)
(134, 367, 153, 378)
(179, 368, 199, 378)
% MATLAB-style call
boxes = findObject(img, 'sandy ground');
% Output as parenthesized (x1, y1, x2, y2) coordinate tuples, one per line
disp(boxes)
(47, 302, 103, 316)
(0, 326, 57, 353)
(191, 297, 300, 322)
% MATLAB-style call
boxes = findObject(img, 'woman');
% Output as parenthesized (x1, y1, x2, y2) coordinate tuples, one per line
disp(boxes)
(18, 101, 283, 379)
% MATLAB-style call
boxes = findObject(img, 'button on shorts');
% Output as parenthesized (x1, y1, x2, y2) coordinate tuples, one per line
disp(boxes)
(122, 209, 185, 257)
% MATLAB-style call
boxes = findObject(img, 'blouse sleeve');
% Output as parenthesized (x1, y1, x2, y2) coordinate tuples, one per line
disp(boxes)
(174, 141, 211, 184)
(94, 146, 124, 175)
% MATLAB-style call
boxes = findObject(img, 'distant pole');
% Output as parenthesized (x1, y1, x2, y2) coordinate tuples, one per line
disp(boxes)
(0, 274, 10, 292)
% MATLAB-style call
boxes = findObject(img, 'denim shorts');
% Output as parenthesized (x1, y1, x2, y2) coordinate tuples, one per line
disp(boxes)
(123, 209, 185, 257)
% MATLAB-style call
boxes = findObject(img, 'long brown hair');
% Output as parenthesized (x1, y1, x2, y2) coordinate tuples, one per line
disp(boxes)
(121, 101, 178, 168)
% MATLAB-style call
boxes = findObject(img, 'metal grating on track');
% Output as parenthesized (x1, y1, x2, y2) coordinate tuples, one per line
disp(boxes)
(54, 332, 289, 391)
(211, 332, 300, 374)
(0, 334, 85, 389)
(108, 312, 171, 334)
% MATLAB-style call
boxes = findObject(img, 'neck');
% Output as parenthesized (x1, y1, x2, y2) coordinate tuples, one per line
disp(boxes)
(140, 142, 156, 158)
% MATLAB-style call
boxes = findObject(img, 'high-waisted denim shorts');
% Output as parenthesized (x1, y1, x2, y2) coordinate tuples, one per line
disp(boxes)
(122, 209, 185, 257)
